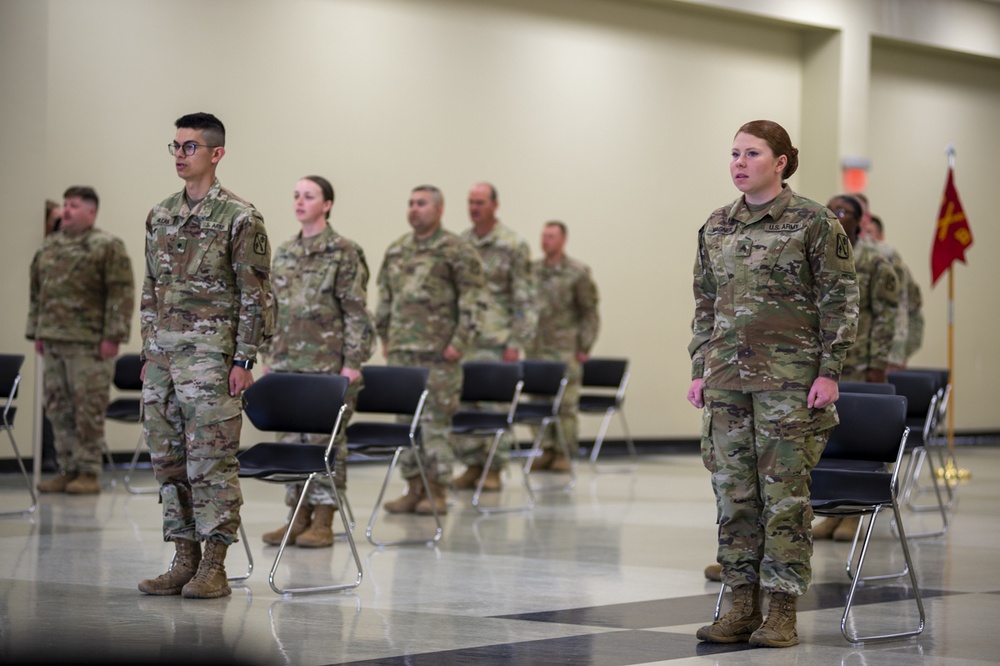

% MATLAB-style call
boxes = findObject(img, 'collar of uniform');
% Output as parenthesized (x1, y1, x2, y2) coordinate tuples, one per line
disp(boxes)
(413, 226, 444, 247)
(465, 220, 501, 246)
(294, 224, 337, 255)
(728, 184, 793, 226)
(176, 178, 224, 219)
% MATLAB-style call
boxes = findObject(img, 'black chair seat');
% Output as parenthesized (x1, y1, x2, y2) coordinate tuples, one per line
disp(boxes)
(237, 442, 331, 478)
(811, 469, 894, 508)
(3, 405, 15, 425)
(346, 422, 418, 450)
(452, 410, 511, 433)
(513, 401, 556, 422)
(106, 398, 141, 422)
(578, 395, 616, 412)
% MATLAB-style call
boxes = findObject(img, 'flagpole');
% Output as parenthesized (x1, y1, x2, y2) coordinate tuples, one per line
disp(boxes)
(941, 144, 968, 483)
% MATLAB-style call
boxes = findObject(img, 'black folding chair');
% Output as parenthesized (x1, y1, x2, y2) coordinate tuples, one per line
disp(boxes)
(810, 392, 925, 643)
(0, 354, 36, 516)
(239, 373, 361, 595)
(514, 360, 575, 492)
(579, 358, 637, 472)
(451, 361, 530, 514)
(106, 354, 157, 494)
(345, 365, 442, 547)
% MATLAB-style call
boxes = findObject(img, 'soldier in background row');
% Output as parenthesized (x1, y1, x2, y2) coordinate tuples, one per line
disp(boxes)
(867, 212, 924, 363)
(259, 175, 375, 549)
(377, 185, 485, 516)
(138, 112, 274, 600)
(452, 182, 536, 492)
(526, 220, 599, 473)
(27, 186, 135, 495)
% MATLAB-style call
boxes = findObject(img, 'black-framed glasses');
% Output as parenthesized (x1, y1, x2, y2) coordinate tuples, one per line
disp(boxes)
(167, 141, 217, 157)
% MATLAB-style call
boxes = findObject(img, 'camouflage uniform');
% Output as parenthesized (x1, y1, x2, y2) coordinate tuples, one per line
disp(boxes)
(868, 239, 911, 367)
(905, 266, 924, 360)
(141, 179, 274, 545)
(261, 225, 375, 507)
(453, 222, 536, 468)
(841, 239, 899, 381)
(690, 186, 859, 596)
(375, 227, 485, 481)
(527, 255, 599, 452)
(26, 228, 134, 475)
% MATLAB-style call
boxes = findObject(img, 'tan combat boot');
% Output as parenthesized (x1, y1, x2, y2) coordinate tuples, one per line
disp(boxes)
(384, 477, 425, 514)
(37, 472, 78, 493)
(481, 467, 502, 492)
(704, 563, 722, 582)
(833, 516, 861, 542)
(65, 472, 100, 495)
(696, 584, 763, 643)
(415, 479, 448, 516)
(296, 504, 336, 548)
(750, 591, 799, 648)
(549, 451, 572, 473)
(812, 517, 842, 540)
(181, 541, 231, 599)
(262, 505, 313, 546)
(528, 449, 555, 472)
(453, 465, 484, 490)
(138, 539, 202, 595)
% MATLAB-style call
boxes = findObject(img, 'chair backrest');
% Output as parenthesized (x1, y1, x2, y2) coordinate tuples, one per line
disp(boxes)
(887, 371, 938, 418)
(824, 393, 909, 463)
(355, 365, 429, 415)
(112, 354, 144, 391)
(581, 358, 628, 389)
(907, 367, 949, 392)
(0, 354, 25, 401)
(459, 361, 523, 403)
(837, 381, 895, 395)
(243, 373, 349, 435)
(519, 360, 567, 396)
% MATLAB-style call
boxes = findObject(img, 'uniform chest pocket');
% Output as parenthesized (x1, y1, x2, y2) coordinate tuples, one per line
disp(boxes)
(758, 234, 808, 287)
(705, 231, 736, 286)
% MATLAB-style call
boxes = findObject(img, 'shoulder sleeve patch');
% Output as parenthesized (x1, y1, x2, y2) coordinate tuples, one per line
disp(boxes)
(253, 233, 268, 256)
(836, 233, 851, 260)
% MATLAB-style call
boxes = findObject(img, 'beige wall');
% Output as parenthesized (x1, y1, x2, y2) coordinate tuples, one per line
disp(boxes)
(2, 0, 999, 459)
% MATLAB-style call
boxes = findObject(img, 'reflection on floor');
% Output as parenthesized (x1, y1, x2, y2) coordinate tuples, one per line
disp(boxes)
(2, 446, 999, 665)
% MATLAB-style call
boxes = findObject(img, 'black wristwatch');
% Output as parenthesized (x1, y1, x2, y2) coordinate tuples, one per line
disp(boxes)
(233, 358, 255, 370)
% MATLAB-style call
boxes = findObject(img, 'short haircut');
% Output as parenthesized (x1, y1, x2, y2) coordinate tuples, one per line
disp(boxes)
(412, 184, 443, 207)
(870, 215, 884, 234)
(544, 220, 567, 237)
(475, 181, 498, 202)
(63, 186, 99, 210)
(175, 112, 226, 147)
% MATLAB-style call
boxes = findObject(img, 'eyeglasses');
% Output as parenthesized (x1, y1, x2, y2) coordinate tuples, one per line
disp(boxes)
(831, 208, 853, 219)
(167, 141, 218, 157)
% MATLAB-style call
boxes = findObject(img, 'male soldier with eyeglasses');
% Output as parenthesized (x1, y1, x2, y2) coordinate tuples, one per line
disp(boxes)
(138, 112, 274, 599)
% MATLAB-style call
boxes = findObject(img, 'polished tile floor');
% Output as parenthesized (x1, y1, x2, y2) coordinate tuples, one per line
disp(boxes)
(1, 446, 998, 665)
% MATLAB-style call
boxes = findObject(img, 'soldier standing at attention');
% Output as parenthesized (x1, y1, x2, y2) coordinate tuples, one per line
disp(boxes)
(28, 186, 135, 495)
(688, 120, 858, 648)
(258, 175, 375, 549)
(452, 182, 536, 492)
(138, 112, 274, 599)
(377, 185, 485, 516)
(526, 221, 599, 473)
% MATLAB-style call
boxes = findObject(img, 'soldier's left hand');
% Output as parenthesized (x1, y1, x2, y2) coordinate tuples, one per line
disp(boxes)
(807, 376, 839, 409)
(230, 366, 254, 396)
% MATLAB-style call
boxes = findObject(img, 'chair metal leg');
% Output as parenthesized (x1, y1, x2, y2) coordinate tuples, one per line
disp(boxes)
(844, 512, 909, 583)
(899, 447, 949, 538)
(0, 429, 37, 516)
(229, 523, 254, 583)
(472, 429, 534, 515)
(589, 407, 638, 474)
(365, 447, 443, 547)
(267, 474, 362, 595)
(526, 417, 575, 494)
(124, 433, 158, 495)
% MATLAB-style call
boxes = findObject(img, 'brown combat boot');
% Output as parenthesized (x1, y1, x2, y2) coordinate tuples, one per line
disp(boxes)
(262, 505, 313, 546)
(812, 517, 842, 540)
(296, 504, 336, 548)
(704, 563, 722, 582)
(65, 472, 100, 495)
(182, 541, 231, 599)
(548, 451, 572, 473)
(750, 591, 799, 647)
(138, 539, 202, 595)
(833, 516, 861, 542)
(696, 584, 763, 643)
(384, 477, 425, 514)
(528, 449, 555, 472)
(481, 468, 502, 492)
(415, 479, 448, 516)
(453, 465, 484, 490)
(37, 472, 78, 493)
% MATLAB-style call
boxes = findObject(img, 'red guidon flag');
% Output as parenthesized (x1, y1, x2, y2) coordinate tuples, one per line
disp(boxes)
(931, 168, 974, 286)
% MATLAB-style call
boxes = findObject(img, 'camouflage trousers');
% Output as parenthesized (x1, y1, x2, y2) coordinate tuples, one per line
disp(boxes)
(276, 373, 361, 508)
(388, 351, 458, 481)
(526, 348, 581, 452)
(451, 345, 515, 469)
(143, 352, 243, 545)
(42, 340, 113, 475)
(701, 388, 836, 596)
